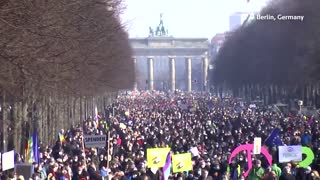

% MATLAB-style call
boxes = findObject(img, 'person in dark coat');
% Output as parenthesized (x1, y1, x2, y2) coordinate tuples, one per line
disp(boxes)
(198, 169, 213, 180)
(229, 161, 239, 180)
(88, 162, 103, 180)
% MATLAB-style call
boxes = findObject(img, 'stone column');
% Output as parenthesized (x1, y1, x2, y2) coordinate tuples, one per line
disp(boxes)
(202, 54, 209, 91)
(147, 57, 154, 91)
(133, 57, 138, 90)
(169, 57, 176, 91)
(185, 57, 192, 92)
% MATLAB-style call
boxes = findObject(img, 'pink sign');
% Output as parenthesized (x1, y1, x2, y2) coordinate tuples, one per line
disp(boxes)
(228, 144, 272, 177)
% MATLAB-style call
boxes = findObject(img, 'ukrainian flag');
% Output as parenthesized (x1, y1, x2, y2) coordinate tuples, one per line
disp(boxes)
(59, 132, 66, 144)
(25, 132, 40, 163)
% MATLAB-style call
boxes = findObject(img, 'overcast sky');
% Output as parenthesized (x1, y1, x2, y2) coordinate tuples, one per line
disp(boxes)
(120, 0, 270, 39)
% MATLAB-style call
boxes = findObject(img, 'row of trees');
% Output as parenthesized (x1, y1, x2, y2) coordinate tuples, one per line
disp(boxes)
(212, 0, 320, 106)
(0, 0, 134, 154)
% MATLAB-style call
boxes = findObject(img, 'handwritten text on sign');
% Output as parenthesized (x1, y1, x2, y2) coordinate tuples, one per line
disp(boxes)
(84, 135, 107, 148)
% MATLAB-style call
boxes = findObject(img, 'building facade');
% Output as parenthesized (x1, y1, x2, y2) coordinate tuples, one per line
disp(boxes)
(130, 37, 209, 92)
(210, 33, 227, 59)
(229, 12, 255, 31)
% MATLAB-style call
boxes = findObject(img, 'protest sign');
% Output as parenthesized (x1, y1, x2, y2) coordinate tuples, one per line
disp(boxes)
(172, 153, 192, 173)
(189, 147, 199, 157)
(84, 135, 107, 148)
(278, 145, 302, 163)
(147, 148, 171, 168)
(253, 137, 261, 154)
(2, 150, 15, 171)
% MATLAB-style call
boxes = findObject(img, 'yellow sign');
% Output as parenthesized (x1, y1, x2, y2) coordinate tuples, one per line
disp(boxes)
(147, 148, 171, 168)
(253, 137, 261, 154)
(172, 153, 192, 173)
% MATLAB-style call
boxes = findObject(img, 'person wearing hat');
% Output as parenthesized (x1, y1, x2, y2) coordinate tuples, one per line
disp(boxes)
(271, 159, 282, 179)
(305, 166, 313, 180)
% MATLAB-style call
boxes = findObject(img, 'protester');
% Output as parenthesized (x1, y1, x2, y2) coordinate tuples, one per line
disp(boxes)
(6, 91, 320, 180)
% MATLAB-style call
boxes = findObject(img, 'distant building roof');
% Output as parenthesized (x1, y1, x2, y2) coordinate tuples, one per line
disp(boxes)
(211, 33, 228, 45)
(231, 11, 257, 15)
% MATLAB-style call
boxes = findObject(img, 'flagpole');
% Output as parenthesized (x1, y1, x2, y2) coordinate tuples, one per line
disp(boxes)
(107, 131, 111, 169)
(24, 135, 29, 163)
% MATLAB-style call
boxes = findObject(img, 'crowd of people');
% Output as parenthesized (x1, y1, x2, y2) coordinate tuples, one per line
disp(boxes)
(2, 91, 320, 180)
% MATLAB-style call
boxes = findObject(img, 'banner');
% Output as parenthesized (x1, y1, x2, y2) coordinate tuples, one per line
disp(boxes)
(2, 150, 15, 171)
(147, 148, 171, 168)
(84, 135, 107, 148)
(278, 145, 302, 163)
(253, 137, 261, 154)
(172, 153, 193, 173)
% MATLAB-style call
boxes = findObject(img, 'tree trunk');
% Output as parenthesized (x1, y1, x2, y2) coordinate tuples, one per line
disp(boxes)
(263, 85, 267, 105)
(37, 98, 43, 145)
(73, 97, 78, 127)
(85, 97, 88, 120)
(42, 96, 48, 145)
(46, 95, 51, 143)
(79, 96, 83, 123)
(2, 92, 7, 152)
(276, 85, 279, 103)
(12, 101, 22, 154)
(312, 85, 316, 107)
(270, 84, 273, 104)
(246, 84, 250, 101)
(91, 96, 94, 119)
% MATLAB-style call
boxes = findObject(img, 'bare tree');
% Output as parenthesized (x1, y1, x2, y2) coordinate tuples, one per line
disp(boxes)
(0, 0, 134, 152)
(212, 0, 320, 105)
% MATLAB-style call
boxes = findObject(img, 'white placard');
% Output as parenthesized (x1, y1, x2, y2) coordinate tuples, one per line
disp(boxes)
(249, 104, 256, 108)
(84, 135, 107, 148)
(190, 147, 199, 157)
(278, 145, 302, 163)
(150, 167, 158, 174)
(253, 137, 262, 154)
(2, 150, 15, 171)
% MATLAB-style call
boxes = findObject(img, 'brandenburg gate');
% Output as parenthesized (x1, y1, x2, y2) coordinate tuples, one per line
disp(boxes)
(130, 14, 209, 92)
